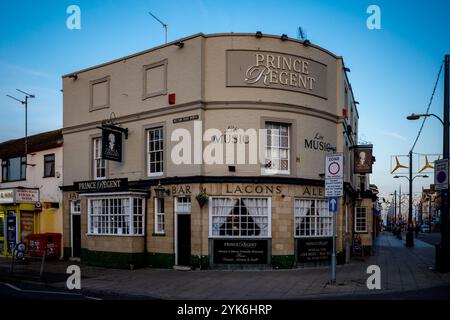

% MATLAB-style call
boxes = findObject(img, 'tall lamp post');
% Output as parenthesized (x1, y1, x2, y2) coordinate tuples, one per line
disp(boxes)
(394, 173, 428, 246)
(407, 53, 449, 272)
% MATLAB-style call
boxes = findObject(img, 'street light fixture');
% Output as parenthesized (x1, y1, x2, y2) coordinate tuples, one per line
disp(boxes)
(407, 113, 444, 125)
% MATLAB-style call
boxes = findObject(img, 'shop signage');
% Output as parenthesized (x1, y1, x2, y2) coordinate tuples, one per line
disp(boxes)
(74, 178, 128, 193)
(224, 184, 282, 195)
(102, 126, 122, 162)
(434, 159, 449, 190)
(226, 50, 327, 99)
(304, 133, 333, 152)
(15, 189, 39, 203)
(297, 237, 332, 263)
(325, 153, 343, 197)
(173, 115, 199, 124)
(20, 212, 35, 240)
(354, 146, 373, 174)
(0, 189, 14, 204)
(213, 239, 268, 264)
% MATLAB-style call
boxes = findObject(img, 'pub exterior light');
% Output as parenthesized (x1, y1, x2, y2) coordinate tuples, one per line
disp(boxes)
(303, 39, 311, 47)
(255, 31, 263, 38)
(280, 34, 288, 41)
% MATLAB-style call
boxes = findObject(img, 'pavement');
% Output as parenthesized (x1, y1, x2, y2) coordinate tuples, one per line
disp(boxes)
(1, 232, 450, 300)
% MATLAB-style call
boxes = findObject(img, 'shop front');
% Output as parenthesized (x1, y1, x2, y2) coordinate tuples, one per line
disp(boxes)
(0, 188, 40, 256)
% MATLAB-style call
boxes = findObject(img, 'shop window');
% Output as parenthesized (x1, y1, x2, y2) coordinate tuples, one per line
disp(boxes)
(90, 76, 110, 111)
(147, 127, 164, 176)
(43, 154, 55, 178)
(154, 197, 165, 234)
(142, 59, 167, 100)
(355, 207, 368, 233)
(294, 199, 332, 237)
(210, 197, 270, 238)
(1, 156, 26, 182)
(264, 122, 290, 174)
(175, 196, 191, 214)
(88, 196, 145, 236)
(93, 138, 106, 179)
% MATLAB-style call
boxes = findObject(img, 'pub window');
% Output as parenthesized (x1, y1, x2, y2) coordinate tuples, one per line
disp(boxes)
(154, 197, 165, 234)
(355, 207, 368, 233)
(142, 59, 168, 100)
(210, 197, 271, 238)
(43, 154, 55, 178)
(264, 122, 290, 174)
(93, 138, 106, 179)
(147, 127, 164, 176)
(294, 199, 332, 237)
(88, 196, 144, 236)
(1, 156, 26, 182)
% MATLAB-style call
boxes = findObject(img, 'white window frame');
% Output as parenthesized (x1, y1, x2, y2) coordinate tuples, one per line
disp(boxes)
(70, 200, 81, 257)
(263, 122, 290, 175)
(93, 138, 106, 180)
(175, 196, 191, 215)
(86, 194, 145, 236)
(147, 127, 164, 177)
(154, 197, 165, 234)
(294, 198, 333, 238)
(355, 206, 368, 233)
(208, 196, 272, 238)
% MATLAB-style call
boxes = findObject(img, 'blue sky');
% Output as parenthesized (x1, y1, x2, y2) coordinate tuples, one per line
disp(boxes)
(0, 0, 449, 197)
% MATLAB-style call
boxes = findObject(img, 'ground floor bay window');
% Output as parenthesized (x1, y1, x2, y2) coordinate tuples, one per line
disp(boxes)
(294, 198, 333, 264)
(209, 197, 271, 266)
(87, 194, 146, 236)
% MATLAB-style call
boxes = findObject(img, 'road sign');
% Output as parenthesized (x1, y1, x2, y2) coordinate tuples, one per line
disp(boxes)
(325, 153, 344, 197)
(329, 197, 338, 212)
(435, 159, 449, 190)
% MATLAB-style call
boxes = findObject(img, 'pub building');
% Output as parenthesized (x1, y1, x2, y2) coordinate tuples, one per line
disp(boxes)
(61, 33, 378, 269)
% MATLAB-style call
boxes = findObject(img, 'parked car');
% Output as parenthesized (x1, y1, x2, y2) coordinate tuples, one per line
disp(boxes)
(421, 224, 430, 233)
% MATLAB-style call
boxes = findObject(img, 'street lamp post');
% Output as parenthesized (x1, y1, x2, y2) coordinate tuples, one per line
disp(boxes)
(394, 173, 428, 246)
(406, 54, 449, 272)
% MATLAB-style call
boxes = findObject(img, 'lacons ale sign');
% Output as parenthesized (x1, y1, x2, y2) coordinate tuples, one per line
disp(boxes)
(226, 50, 327, 99)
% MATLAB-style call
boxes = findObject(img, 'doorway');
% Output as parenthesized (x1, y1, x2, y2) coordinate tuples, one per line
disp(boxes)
(175, 196, 191, 266)
(71, 201, 81, 258)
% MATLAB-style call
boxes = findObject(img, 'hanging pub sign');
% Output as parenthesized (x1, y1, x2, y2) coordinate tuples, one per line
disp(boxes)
(101, 126, 123, 162)
(354, 145, 374, 174)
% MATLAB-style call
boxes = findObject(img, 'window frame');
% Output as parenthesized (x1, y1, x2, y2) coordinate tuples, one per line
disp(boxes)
(147, 127, 164, 177)
(86, 195, 145, 236)
(263, 122, 290, 175)
(294, 198, 333, 238)
(208, 196, 272, 238)
(142, 59, 168, 100)
(355, 206, 368, 233)
(93, 137, 106, 180)
(89, 76, 110, 111)
(43, 153, 56, 178)
(1, 156, 26, 182)
(154, 197, 165, 235)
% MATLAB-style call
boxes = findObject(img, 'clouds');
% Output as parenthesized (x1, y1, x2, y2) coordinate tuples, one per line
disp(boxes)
(381, 131, 407, 141)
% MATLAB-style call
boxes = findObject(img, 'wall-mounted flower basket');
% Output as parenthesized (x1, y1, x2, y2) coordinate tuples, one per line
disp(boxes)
(196, 192, 209, 208)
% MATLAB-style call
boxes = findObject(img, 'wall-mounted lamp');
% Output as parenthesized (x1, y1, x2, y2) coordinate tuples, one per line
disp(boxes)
(280, 34, 288, 41)
(344, 67, 351, 72)
(154, 181, 170, 198)
(354, 101, 360, 105)
(303, 39, 311, 47)
(255, 31, 263, 38)
(69, 74, 78, 80)
(175, 41, 184, 48)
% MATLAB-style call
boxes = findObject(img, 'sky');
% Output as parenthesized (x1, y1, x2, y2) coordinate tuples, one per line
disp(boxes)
(0, 0, 449, 198)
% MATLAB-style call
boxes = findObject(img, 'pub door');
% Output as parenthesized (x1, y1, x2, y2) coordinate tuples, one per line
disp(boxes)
(0, 213, 4, 255)
(176, 214, 191, 266)
(71, 214, 81, 257)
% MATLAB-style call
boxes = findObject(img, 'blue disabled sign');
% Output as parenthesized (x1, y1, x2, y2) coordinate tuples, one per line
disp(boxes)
(329, 197, 338, 212)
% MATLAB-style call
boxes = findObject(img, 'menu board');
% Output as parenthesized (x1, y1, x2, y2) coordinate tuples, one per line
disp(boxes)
(297, 237, 332, 263)
(20, 212, 34, 240)
(213, 239, 268, 264)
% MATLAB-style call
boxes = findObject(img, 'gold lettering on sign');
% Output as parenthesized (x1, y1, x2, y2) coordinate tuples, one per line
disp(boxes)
(224, 184, 283, 194)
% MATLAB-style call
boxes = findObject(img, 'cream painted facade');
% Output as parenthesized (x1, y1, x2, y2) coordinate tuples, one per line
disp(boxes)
(61, 33, 377, 269)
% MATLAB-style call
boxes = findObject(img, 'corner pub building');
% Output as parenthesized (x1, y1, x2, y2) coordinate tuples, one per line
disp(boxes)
(61, 33, 378, 269)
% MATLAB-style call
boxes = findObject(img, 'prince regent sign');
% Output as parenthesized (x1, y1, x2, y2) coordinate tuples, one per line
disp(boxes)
(74, 178, 128, 193)
(226, 50, 327, 99)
